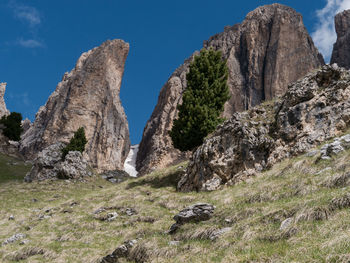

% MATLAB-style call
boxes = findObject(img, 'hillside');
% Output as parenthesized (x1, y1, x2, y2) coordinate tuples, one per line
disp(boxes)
(1, 136, 350, 262)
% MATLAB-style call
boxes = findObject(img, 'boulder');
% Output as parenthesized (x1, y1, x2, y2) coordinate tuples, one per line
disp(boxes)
(169, 203, 215, 233)
(179, 65, 350, 191)
(137, 3, 324, 175)
(24, 143, 91, 182)
(20, 39, 130, 173)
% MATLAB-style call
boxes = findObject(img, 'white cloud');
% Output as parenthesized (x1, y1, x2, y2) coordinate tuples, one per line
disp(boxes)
(17, 38, 44, 48)
(8, 0, 41, 28)
(312, 0, 350, 62)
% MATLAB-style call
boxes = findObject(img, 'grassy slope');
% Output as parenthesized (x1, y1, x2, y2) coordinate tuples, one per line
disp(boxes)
(1, 147, 350, 262)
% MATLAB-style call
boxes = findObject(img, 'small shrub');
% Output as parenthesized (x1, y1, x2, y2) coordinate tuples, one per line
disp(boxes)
(0, 112, 23, 141)
(61, 127, 87, 159)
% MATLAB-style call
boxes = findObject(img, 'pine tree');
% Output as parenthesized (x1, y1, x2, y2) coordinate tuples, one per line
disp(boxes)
(61, 127, 88, 159)
(170, 48, 230, 151)
(0, 112, 23, 141)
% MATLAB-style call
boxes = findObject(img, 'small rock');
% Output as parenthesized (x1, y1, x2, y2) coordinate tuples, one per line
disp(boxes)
(2, 233, 26, 245)
(101, 239, 137, 263)
(8, 215, 14, 220)
(316, 167, 332, 175)
(169, 203, 215, 234)
(224, 218, 233, 224)
(39, 214, 51, 220)
(280, 217, 293, 230)
(106, 212, 118, 222)
(209, 227, 232, 241)
(19, 239, 29, 245)
(169, 240, 180, 246)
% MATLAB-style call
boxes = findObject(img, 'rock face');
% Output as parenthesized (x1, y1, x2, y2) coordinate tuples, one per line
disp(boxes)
(331, 9, 350, 68)
(137, 4, 324, 175)
(25, 142, 91, 182)
(0, 83, 9, 118)
(20, 40, 130, 172)
(179, 64, 350, 191)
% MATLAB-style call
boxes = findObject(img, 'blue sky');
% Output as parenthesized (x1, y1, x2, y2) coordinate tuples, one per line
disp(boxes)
(0, 0, 347, 144)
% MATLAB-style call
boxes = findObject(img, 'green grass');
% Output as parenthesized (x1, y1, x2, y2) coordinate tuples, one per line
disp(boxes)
(0, 153, 31, 183)
(1, 146, 350, 262)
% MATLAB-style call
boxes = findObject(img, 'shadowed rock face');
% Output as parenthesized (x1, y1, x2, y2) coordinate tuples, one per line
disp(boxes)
(137, 3, 324, 175)
(0, 83, 9, 118)
(331, 9, 350, 68)
(20, 39, 130, 172)
(179, 65, 350, 191)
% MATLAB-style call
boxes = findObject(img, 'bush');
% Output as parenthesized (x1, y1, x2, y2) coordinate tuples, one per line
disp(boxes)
(170, 48, 230, 151)
(61, 127, 88, 160)
(0, 112, 23, 141)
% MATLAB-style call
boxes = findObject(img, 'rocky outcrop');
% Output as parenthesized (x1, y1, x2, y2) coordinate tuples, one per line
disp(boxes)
(20, 40, 130, 172)
(137, 4, 324, 175)
(331, 9, 350, 68)
(179, 64, 350, 191)
(24, 142, 92, 182)
(0, 83, 9, 118)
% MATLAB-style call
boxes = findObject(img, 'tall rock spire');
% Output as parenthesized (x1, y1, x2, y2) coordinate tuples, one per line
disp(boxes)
(20, 40, 131, 172)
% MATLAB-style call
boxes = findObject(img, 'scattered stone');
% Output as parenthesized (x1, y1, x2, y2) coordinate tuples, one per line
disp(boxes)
(100, 170, 131, 184)
(2, 233, 26, 245)
(8, 215, 14, 220)
(124, 208, 137, 216)
(224, 218, 233, 224)
(169, 203, 215, 234)
(101, 239, 137, 263)
(169, 241, 180, 246)
(19, 240, 30, 245)
(208, 227, 232, 241)
(316, 167, 332, 175)
(95, 212, 118, 222)
(280, 218, 293, 231)
(39, 214, 51, 220)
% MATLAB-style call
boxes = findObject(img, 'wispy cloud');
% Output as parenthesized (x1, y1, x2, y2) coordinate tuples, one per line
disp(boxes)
(16, 38, 44, 48)
(8, 0, 41, 28)
(312, 0, 350, 62)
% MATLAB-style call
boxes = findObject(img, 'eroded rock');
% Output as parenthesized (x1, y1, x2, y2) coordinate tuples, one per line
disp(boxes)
(179, 65, 350, 191)
(137, 3, 324, 175)
(24, 143, 91, 182)
(20, 39, 130, 173)
(169, 203, 215, 233)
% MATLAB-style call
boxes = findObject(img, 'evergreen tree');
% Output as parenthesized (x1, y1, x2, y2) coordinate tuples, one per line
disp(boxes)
(170, 48, 230, 151)
(0, 112, 23, 141)
(61, 127, 88, 159)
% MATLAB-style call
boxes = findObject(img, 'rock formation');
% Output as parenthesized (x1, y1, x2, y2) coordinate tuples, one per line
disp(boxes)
(0, 83, 9, 118)
(137, 4, 324, 175)
(24, 142, 92, 182)
(20, 39, 130, 172)
(331, 9, 350, 68)
(178, 64, 350, 191)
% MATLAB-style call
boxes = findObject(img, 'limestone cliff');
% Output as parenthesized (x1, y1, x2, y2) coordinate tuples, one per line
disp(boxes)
(331, 9, 350, 68)
(137, 4, 324, 175)
(20, 39, 130, 172)
(179, 65, 350, 191)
